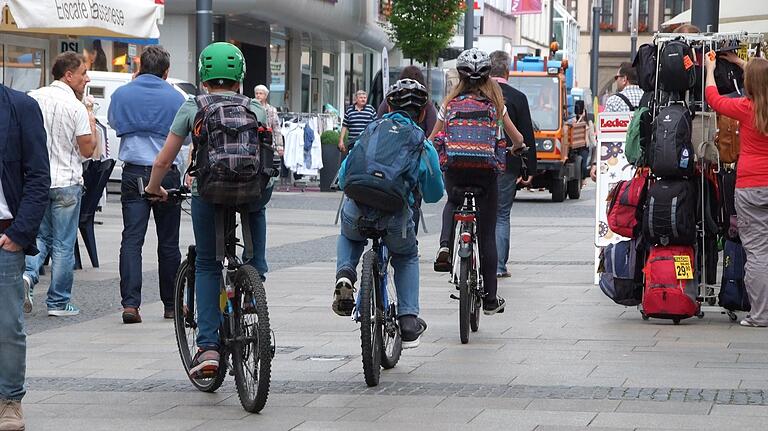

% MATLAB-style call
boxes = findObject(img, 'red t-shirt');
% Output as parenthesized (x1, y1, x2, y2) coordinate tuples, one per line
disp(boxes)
(706, 85, 768, 189)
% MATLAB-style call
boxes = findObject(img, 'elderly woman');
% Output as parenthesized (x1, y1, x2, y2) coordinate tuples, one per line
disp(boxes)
(254, 84, 283, 155)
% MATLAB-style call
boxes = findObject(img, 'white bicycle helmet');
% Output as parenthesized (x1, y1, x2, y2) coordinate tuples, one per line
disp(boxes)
(386, 78, 429, 111)
(456, 48, 491, 82)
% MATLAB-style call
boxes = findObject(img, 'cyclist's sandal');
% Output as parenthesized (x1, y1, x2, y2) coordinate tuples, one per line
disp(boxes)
(433, 247, 451, 272)
(332, 277, 356, 317)
(189, 349, 220, 378)
(483, 297, 506, 315)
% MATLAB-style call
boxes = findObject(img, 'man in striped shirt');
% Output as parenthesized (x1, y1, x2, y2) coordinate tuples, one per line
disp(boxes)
(338, 90, 377, 152)
(23, 52, 97, 317)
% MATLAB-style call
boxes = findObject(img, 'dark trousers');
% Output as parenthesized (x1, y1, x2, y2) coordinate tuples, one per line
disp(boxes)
(119, 163, 182, 310)
(439, 169, 499, 300)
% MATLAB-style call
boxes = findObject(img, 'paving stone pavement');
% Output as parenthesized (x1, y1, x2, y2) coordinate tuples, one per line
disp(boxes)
(20, 187, 768, 430)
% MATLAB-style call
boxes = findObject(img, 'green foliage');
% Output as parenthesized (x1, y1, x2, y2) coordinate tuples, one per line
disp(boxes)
(386, 0, 465, 65)
(320, 130, 341, 146)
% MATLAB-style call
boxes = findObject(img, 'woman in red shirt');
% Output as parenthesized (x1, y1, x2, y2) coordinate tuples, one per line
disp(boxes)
(705, 52, 768, 327)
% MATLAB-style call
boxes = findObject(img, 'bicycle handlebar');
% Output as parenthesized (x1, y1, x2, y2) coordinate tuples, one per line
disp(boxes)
(137, 177, 191, 202)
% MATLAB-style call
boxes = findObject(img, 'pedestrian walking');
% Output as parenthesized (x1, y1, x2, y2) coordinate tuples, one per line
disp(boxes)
(23, 52, 97, 317)
(0, 83, 52, 431)
(705, 52, 768, 327)
(108, 46, 186, 323)
(338, 90, 376, 152)
(488, 51, 537, 278)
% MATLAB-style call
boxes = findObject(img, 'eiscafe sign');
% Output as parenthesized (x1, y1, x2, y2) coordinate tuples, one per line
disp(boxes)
(55, 0, 125, 27)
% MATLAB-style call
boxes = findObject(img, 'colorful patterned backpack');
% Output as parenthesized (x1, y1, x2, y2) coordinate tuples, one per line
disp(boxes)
(440, 94, 506, 171)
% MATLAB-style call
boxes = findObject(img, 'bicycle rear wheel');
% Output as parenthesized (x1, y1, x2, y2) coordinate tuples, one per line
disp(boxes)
(173, 258, 226, 392)
(458, 256, 471, 344)
(231, 266, 272, 413)
(469, 263, 481, 333)
(380, 257, 402, 369)
(360, 249, 383, 386)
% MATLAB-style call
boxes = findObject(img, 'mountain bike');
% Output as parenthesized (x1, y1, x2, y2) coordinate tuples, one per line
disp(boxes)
(449, 187, 485, 344)
(355, 217, 403, 387)
(138, 178, 273, 413)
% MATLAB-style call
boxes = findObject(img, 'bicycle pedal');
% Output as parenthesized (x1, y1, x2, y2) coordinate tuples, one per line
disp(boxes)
(449, 294, 460, 300)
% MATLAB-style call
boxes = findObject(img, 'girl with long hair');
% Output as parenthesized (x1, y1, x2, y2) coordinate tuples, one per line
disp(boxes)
(428, 48, 524, 315)
(705, 52, 768, 327)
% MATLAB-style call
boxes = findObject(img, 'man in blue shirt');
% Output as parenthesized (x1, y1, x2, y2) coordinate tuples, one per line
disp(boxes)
(108, 46, 186, 324)
(0, 84, 51, 431)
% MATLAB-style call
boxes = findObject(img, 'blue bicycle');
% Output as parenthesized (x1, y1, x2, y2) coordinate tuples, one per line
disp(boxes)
(355, 218, 403, 387)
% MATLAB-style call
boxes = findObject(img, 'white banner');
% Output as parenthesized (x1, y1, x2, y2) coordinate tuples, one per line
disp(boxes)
(381, 46, 389, 94)
(594, 112, 636, 248)
(1, 0, 162, 39)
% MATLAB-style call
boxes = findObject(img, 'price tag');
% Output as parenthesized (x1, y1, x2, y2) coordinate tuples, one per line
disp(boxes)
(737, 45, 749, 62)
(674, 256, 693, 280)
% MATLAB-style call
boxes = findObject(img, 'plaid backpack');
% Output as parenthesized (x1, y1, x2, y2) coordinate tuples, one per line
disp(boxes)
(440, 94, 506, 171)
(191, 93, 275, 206)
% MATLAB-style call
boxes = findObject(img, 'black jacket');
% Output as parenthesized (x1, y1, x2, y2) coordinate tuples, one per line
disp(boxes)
(497, 81, 537, 177)
(0, 85, 51, 254)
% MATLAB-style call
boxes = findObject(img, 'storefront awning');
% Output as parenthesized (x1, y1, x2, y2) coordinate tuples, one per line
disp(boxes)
(1, 0, 164, 39)
(661, 4, 768, 33)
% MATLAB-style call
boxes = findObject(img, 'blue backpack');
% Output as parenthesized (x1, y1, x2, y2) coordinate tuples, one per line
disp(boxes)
(599, 239, 645, 306)
(343, 113, 425, 213)
(719, 240, 750, 312)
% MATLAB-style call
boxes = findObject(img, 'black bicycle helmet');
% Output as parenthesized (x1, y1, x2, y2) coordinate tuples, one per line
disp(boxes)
(386, 78, 429, 111)
(456, 48, 491, 82)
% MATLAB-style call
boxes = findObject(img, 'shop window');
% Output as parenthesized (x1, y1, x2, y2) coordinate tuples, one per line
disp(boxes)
(626, 0, 650, 33)
(321, 52, 337, 109)
(2, 44, 45, 92)
(600, 0, 615, 31)
(663, 0, 685, 23)
(269, 38, 287, 109)
(301, 48, 311, 112)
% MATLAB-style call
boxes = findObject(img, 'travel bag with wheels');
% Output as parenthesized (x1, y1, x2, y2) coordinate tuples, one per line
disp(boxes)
(643, 178, 697, 246)
(658, 40, 696, 93)
(719, 240, 750, 312)
(648, 103, 694, 178)
(606, 168, 650, 238)
(642, 245, 699, 322)
(599, 239, 646, 306)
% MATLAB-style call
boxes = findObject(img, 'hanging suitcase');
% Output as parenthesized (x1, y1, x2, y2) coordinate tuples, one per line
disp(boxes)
(719, 240, 750, 312)
(642, 245, 699, 323)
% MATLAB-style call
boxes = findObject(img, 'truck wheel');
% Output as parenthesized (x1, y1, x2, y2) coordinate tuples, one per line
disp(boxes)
(551, 176, 567, 202)
(567, 179, 581, 200)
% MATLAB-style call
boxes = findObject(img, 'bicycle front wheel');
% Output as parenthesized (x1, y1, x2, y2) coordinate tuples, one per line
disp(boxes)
(458, 256, 471, 344)
(231, 266, 272, 413)
(360, 249, 383, 387)
(173, 257, 226, 392)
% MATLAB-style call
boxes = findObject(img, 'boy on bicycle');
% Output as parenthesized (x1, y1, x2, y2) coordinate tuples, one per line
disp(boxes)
(334, 79, 444, 348)
(145, 42, 275, 378)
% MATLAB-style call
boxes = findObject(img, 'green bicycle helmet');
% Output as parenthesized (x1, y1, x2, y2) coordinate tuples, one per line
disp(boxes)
(198, 42, 246, 83)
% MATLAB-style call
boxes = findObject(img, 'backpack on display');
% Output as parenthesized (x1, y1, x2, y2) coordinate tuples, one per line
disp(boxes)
(649, 104, 694, 178)
(643, 178, 697, 246)
(658, 40, 696, 93)
(599, 239, 646, 306)
(633, 43, 658, 92)
(719, 240, 750, 312)
(441, 94, 506, 171)
(191, 93, 275, 206)
(642, 245, 700, 321)
(343, 113, 425, 213)
(714, 57, 744, 95)
(715, 114, 740, 164)
(606, 168, 650, 238)
(625, 106, 651, 165)
(719, 167, 739, 240)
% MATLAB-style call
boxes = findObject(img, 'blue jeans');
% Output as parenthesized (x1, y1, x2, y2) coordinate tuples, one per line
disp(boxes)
(336, 199, 420, 317)
(495, 170, 518, 274)
(247, 186, 274, 277)
(24, 185, 83, 310)
(0, 249, 26, 401)
(119, 164, 181, 310)
(191, 188, 273, 349)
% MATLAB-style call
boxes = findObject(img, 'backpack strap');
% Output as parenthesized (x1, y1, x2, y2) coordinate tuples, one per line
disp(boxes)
(615, 93, 636, 111)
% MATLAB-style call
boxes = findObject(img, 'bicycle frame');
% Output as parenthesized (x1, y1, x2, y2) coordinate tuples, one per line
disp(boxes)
(451, 193, 483, 294)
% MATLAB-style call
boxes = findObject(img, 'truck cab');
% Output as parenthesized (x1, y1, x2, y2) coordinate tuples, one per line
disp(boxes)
(509, 56, 585, 202)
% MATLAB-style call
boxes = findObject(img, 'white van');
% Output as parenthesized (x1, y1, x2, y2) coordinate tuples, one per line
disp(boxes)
(85, 71, 198, 185)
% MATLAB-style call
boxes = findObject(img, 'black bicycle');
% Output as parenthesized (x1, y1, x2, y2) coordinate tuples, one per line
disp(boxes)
(355, 218, 403, 387)
(449, 187, 485, 344)
(138, 178, 273, 413)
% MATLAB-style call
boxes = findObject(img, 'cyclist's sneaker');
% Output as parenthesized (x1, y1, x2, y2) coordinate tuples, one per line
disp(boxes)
(483, 296, 506, 315)
(163, 309, 174, 319)
(47, 303, 80, 317)
(189, 348, 220, 378)
(433, 247, 451, 272)
(22, 275, 33, 314)
(399, 315, 427, 349)
(332, 277, 355, 317)
(122, 307, 142, 324)
(496, 271, 511, 278)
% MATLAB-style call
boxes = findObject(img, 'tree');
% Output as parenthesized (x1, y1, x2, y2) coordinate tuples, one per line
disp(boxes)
(385, 0, 466, 91)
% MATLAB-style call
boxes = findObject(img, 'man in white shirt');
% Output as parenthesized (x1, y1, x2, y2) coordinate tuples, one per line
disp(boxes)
(23, 52, 97, 317)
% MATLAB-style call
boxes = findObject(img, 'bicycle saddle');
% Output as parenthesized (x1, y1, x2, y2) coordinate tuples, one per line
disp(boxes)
(451, 186, 485, 197)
